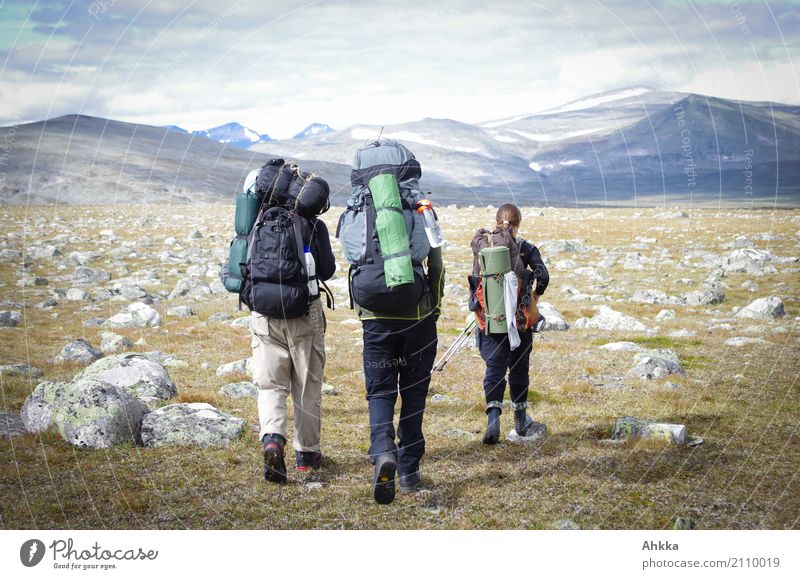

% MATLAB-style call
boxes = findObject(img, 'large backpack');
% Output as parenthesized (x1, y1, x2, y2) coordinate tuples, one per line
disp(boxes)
(468, 228, 539, 333)
(239, 205, 315, 319)
(336, 140, 432, 314)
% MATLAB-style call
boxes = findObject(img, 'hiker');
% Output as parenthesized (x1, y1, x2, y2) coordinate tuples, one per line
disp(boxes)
(468, 203, 549, 444)
(223, 164, 335, 483)
(337, 139, 445, 504)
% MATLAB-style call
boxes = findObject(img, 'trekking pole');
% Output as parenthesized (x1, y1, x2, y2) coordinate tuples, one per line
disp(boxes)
(432, 318, 477, 373)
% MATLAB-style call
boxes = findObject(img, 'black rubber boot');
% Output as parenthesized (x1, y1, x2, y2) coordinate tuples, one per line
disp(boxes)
(482, 407, 501, 445)
(514, 408, 535, 436)
(372, 453, 397, 505)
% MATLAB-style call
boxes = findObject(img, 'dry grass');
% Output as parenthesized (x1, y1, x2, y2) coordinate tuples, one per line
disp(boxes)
(0, 204, 798, 530)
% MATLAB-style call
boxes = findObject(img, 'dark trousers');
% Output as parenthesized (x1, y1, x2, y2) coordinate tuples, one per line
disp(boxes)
(362, 316, 438, 475)
(477, 327, 533, 408)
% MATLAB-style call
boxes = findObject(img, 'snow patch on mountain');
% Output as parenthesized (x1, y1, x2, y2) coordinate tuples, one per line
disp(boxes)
(542, 87, 652, 115)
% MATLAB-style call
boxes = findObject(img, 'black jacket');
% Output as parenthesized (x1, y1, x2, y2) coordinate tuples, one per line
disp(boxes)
(519, 239, 549, 296)
(309, 218, 336, 283)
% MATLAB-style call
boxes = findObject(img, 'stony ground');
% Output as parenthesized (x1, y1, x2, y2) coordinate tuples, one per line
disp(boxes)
(1, 204, 798, 530)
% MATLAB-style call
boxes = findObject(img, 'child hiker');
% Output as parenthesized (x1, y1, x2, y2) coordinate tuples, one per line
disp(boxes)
(468, 203, 550, 444)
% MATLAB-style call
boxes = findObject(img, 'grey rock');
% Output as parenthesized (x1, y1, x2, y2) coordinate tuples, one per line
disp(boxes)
(721, 248, 776, 275)
(599, 341, 645, 353)
(539, 239, 586, 254)
(0, 412, 27, 439)
(75, 353, 177, 402)
(141, 403, 244, 448)
(168, 277, 212, 300)
(166, 305, 195, 317)
(611, 416, 688, 444)
(655, 309, 676, 321)
(677, 285, 726, 306)
(71, 267, 111, 286)
(17, 275, 48, 287)
(322, 383, 338, 396)
(36, 298, 59, 310)
(0, 364, 43, 378)
(0, 310, 22, 327)
(229, 316, 251, 329)
(667, 329, 695, 338)
(674, 517, 697, 530)
(506, 422, 547, 443)
(443, 428, 476, 440)
(553, 519, 581, 530)
(219, 381, 258, 399)
(99, 332, 133, 354)
(103, 302, 160, 328)
(630, 289, 669, 304)
(0, 249, 22, 262)
(537, 301, 569, 331)
(430, 394, 455, 403)
(54, 339, 103, 365)
(629, 356, 685, 380)
(724, 337, 771, 347)
(573, 306, 646, 332)
(735, 297, 785, 320)
(207, 312, 231, 322)
(52, 378, 150, 448)
(20, 381, 70, 432)
(82, 317, 106, 328)
(216, 358, 253, 377)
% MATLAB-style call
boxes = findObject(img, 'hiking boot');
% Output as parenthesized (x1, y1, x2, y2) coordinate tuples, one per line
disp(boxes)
(514, 409, 536, 437)
(295, 450, 322, 472)
(372, 453, 397, 505)
(482, 407, 501, 445)
(262, 434, 287, 484)
(399, 471, 422, 493)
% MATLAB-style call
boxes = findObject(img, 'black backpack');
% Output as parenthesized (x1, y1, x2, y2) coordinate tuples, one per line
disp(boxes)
(256, 159, 330, 218)
(240, 206, 313, 319)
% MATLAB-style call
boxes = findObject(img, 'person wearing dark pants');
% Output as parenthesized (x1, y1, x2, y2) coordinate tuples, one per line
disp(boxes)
(363, 317, 438, 483)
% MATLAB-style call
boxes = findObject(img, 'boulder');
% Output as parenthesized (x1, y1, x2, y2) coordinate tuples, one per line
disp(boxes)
(168, 277, 212, 300)
(71, 267, 111, 286)
(676, 285, 725, 306)
(721, 248, 776, 275)
(539, 239, 586, 254)
(20, 381, 70, 432)
(219, 381, 258, 399)
(735, 297, 785, 320)
(572, 306, 646, 332)
(630, 289, 669, 304)
(0, 310, 22, 327)
(166, 305, 195, 317)
(54, 339, 103, 365)
(537, 302, 569, 331)
(599, 341, 645, 353)
(629, 356, 685, 380)
(0, 364, 43, 378)
(655, 309, 676, 321)
(99, 332, 133, 354)
(611, 416, 688, 444)
(506, 421, 547, 443)
(216, 358, 254, 377)
(103, 302, 160, 328)
(140, 403, 244, 448)
(52, 378, 150, 448)
(724, 337, 771, 347)
(75, 353, 177, 402)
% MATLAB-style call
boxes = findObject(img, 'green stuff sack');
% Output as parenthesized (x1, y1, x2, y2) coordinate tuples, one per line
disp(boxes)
(234, 190, 261, 236)
(224, 235, 249, 292)
(368, 173, 413, 288)
(480, 246, 511, 333)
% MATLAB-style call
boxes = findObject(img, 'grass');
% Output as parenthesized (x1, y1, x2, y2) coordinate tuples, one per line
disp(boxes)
(1, 204, 799, 530)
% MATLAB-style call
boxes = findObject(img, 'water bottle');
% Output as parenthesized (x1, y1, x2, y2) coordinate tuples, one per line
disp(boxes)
(304, 245, 318, 297)
(417, 199, 444, 248)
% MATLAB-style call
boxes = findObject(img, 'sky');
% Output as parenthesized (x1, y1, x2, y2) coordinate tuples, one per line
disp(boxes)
(0, 0, 798, 139)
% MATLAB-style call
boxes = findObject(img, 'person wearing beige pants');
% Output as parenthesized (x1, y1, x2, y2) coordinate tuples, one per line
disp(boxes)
(251, 299, 326, 453)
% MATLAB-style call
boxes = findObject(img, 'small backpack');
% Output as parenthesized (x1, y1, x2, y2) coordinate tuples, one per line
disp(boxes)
(240, 205, 314, 319)
(336, 140, 432, 314)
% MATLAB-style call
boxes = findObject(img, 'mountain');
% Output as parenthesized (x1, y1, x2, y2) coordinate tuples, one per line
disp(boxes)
(250, 87, 800, 205)
(189, 122, 271, 148)
(0, 115, 350, 205)
(294, 123, 334, 139)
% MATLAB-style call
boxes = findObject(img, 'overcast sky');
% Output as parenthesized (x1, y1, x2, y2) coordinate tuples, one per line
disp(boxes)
(1, 0, 798, 138)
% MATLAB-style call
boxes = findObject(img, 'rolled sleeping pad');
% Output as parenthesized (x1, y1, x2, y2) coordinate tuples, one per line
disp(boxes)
(368, 173, 413, 288)
(234, 191, 261, 236)
(224, 235, 249, 292)
(288, 171, 330, 217)
(480, 246, 511, 334)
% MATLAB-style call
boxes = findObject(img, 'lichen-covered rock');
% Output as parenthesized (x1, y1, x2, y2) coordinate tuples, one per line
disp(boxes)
(219, 382, 258, 399)
(0, 364, 43, 378)
(676, 285, 726, 306)
(0, 412, 27, 440)
(721, 248, 776, 275)
(20, 381, 70, 432)
(735, 297, 785, 320)
(572, 306, 646, 332)
(103, 302, 160, 328)
(612, 416, 687, 444)
(66, 288, 91, 301)
(52, 378, 150, 448)
(506, 421, 547, 443)
(54, 339, 103, 365)
(71, 267, 111, 286)
(537, 302, 569, 331)
(75, 353, 176, 402)
(166, 305, 195, 317)
(629, 356, 684, 380)
(99, 332, 132, 354)
(216, 358, 253, 377)
(168, 277, 212, 300)
(140, 403, 244, 448)
(0, 310, 22, 327)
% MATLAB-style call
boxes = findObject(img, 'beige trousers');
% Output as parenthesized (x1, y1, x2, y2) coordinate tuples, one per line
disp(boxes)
(251, 299, 326, 452)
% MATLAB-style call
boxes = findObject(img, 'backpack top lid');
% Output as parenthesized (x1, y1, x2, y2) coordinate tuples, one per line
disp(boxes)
(351, 139, 422, 189)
